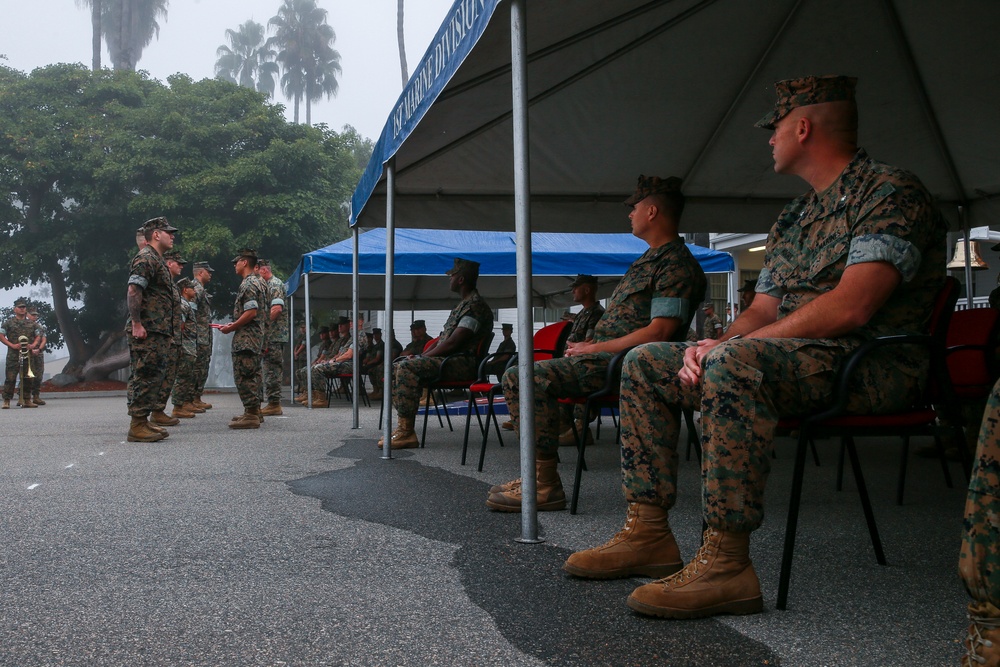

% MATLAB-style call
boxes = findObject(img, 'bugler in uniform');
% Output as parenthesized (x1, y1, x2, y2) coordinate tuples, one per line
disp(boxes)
(25, 306, 47, 405)
(1, 299, 42, 409)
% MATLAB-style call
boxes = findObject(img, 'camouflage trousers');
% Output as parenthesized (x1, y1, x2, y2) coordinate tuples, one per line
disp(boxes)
(310, 360, 353, 390)
(2, 350, 29, 401)
(29, 351, 44, 396)
(501, 353, 612, 453)
(154, 343, 180, 409)
(620, 338, 921, 532)
(232, 350, 262, 410)
(126, 332, 174, 418)
(172, 351, 199, 407)
(262, 343, 284, 404)
(392, 355, 477, 419)
(959, 377, 1000, 616)
(194, 341, 212, 397)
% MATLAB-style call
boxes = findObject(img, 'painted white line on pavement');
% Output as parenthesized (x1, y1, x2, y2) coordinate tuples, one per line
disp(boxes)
(26, 484, 39, 490)
(65, 464, 74, 469)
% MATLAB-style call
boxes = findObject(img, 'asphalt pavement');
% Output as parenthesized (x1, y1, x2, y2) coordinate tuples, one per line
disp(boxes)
(0, 391, 970, 666)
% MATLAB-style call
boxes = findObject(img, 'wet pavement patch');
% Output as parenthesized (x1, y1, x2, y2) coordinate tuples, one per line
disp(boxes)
(289, 439, 780, 666)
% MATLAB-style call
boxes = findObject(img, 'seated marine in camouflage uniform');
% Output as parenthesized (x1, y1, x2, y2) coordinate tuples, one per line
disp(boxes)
(305, 316, 368, 408)
(960, 377, 1000, 666)
(564, 76, 947, 621)
(554, 273, 607, 444)
(380, 258, 494, 450)
(487, 175, 707, 512)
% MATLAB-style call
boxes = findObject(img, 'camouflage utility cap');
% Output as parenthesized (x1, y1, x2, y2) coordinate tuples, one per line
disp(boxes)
(13, 298, 27, 308)
(231, 247, 257, 263)
(411, 320, 426, 329)
(319, 326, 330, 334)
(372, 328, 382, 335)
(570, 274, 598, 288)
(193, 261, 215, 273)
(501, 323, 513, 331)
(142, 216, 178, 233)
(27, 306, 38, 314)
(337, 316, 350, 326)
(164, 251, 187, 264)
(257, 259, 270, 268)
(446, 257, 480, 280)
(755, 75, 857, 130)
(176, 277, 192, 289)
(624, 175, 683, 206)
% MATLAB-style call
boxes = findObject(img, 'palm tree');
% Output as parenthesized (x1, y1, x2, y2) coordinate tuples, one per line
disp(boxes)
(268, 0, 341, 125)
(397, 0, 408, 88)
(102, 0, 169, 71)
(215, 20, 279, 98)
(75, 0, 103, 71)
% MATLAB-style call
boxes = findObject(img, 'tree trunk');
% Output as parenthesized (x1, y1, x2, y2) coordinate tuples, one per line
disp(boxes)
(397, 0, 408, 88)
(306, 96, 311, 126)
(45, 262, 95, 376)
(293, 95, 300, 124)
(80, 331, 129, 381)
(91, 0, 102, 71)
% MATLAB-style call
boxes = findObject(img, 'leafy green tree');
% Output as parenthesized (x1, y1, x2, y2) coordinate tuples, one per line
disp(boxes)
(215, 20, 279, 98)
(268, 0, 342, 125)
(0, 63, 368, 380)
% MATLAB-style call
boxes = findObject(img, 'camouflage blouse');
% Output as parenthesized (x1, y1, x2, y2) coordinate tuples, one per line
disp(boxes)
(126, 246, 180, 337)
(567, 303, 606, 343)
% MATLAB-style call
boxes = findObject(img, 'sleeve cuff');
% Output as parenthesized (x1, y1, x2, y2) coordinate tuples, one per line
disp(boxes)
(128, 275, 149, 289)
(243, 300, 259, 311)
(847, 234, 921, 283)
(457, 316, 481, 332)
(755, 267, 782, 299)
(650, 297, 689, 321)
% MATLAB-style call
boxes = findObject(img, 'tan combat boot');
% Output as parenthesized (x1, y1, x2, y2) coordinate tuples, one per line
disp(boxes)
(963, 602, 1000, 667)
(228, 407, 261, 429)
(194, 397, 213, 410)
(558, 420, 594, 448)
(627, 527, 763, 619)
(376, 424, 403, 447)
(260, 402, 283, 416)
(294, 392, 308, 403)
(127, 416, 166, 443)
(309, 390, 328, 408)
(171, 405, 196, 419)
(32, 395, 45, 406)
(150, 410, 180, 426)
(486, 454, 566, 512)
(182, 402, 206, 414)
(21, 398, 37, 408)
(389, 416, 420, 449)
(563, 503, 683, 579)
(488, 478, 521, 494)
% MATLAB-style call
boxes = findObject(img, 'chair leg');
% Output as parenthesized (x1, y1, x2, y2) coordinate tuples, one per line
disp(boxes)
(421, 392, 431, 448)
(461, 394, 477, 466)
(570, 399, 594, 515)
(777, 429, 811, 611)
(896, 435, 910, 506)
(845, 435, 886, 565)
(810, 440, 821, 467)
(437, 388, 455, 432)
(836, 438, 846, 491)
(478, 393, 498, 472)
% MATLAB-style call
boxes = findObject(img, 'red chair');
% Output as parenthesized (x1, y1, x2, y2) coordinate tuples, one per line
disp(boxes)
(461, 320, 573, 471)
(946, 306, 1000, 401)
(378, 337, 440, 431)
(775, 276, 963, 610)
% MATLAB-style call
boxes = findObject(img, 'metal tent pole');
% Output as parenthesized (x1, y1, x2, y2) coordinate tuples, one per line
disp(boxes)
(352, 225, 361, 428)
(305, 273, 313, 409)
(511, 0, 541, 544)
(382, 160, 397, 460)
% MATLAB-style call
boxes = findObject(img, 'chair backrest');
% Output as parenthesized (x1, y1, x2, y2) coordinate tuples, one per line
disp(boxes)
(475, 332, 495, 364)
(924, 276, 960, 404)
(422, 336, 439, 353)
(533, 320, 573, 361)
(946, 307, 1000, 391)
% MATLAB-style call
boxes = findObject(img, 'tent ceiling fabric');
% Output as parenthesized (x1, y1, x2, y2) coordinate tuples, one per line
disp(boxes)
(351, 0, 1000, 234)
(286, 228, 733, 310)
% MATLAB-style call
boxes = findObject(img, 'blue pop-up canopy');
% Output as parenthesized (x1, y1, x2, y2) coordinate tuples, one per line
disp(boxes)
(286, 228, 733, 309)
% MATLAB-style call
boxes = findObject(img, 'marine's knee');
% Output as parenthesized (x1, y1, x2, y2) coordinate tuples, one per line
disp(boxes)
(623, 342, 686, 382)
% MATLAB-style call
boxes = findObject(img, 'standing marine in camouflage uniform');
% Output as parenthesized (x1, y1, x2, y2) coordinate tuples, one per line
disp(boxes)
(151, 250, 187, 428)
(960, 377, 1000, 666)
(125, 217, 181, 442)
(564, 76, 947, 621)
(1, 299, 41, 409)
(487, 176, 706, 513)
(554, 274, 607, 443)
(219, 248, 268, 428)
(170, 278, 201, 419)
(258, 259, 288, 416)
(381, 258, 494, 449)
(700, 302, 723, 340)
(191, 261, 215, 410)
(25, 307, 47, 405)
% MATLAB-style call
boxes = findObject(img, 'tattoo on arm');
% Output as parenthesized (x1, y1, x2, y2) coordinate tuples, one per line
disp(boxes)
(127, 285, 143, 324)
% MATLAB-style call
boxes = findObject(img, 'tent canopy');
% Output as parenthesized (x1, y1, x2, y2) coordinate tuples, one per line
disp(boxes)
(286, 228, 733, 310)
(351, 0, 1000, 235)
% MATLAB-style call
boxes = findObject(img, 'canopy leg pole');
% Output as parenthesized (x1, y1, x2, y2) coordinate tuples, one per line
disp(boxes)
(305, 273, 313, 409)
(289, 298, 295, 403)
(510, 0, 541, 545)
(382, 159, 397, 460)
(960, 205, 974, 307)
(352, 225, 361, 428)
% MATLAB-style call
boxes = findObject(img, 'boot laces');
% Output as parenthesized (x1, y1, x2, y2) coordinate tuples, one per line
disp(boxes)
(663, 529, 719, 586)
(966, 614, 1000, 664)
(602, 505, 640, 548)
